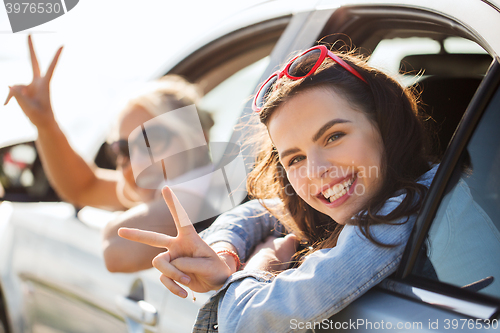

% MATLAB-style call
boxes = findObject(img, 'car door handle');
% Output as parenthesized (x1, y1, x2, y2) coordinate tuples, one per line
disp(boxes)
(116, 296, 158, 326)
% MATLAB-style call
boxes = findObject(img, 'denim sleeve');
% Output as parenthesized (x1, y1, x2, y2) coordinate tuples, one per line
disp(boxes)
(214, 199, 416, 333)
(199, 199, 286, 262)
(193, 165, 439, 333)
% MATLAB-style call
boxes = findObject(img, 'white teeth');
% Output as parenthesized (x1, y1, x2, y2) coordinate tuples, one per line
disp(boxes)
(322, 177, 355, 202)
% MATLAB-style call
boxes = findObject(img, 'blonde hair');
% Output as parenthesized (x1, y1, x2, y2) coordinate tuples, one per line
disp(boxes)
(108, 75, 214, 143)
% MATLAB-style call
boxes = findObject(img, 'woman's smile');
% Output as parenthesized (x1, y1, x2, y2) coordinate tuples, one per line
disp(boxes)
(268, 87, 384, 224)
(316, 173, 357, 207)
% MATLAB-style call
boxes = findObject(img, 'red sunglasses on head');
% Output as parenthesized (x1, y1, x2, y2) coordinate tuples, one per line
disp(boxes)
(252, 45, 368, 112)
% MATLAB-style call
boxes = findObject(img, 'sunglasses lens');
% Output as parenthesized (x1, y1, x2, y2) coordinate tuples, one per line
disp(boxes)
(255, 75, 278, 110)
(111, 140, 129, 158)
(142, 126, 174, 156)
(287, 48, 322, 78)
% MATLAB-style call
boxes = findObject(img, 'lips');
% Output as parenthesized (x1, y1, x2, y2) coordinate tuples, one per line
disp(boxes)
(315, 174, 357, 206)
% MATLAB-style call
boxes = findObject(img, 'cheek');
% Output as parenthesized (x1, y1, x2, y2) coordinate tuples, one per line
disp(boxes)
(353, 140, 384, 195)
(286, 167, 313, 202)
(348, 134, 383, 167)
(121, 166, 136, 186)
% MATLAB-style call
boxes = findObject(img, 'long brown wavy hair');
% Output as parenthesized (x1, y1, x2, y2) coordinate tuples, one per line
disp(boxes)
(246, 49, 434, 256)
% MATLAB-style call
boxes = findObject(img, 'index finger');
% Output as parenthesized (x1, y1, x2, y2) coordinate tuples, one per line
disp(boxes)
(162, 186, 196, 235)
(28, 35, 40, 77)
(118, 227, 173, 248)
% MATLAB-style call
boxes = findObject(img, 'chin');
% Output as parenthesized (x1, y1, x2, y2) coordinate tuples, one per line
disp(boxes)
(324, 198, 363, 225)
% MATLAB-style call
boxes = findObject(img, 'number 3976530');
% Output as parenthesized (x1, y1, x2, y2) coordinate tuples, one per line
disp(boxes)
(5, 2, 61, 14)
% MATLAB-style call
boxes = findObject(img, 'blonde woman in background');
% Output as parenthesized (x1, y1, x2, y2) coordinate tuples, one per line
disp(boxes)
(5, 36, 214, 272)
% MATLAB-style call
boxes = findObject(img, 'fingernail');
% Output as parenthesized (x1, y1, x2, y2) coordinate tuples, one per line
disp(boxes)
(180, 276, 190, 285)
(179, 290, 187, 298)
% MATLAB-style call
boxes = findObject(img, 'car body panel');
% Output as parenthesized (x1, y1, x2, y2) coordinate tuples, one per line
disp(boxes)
(312, 288, 498, 332)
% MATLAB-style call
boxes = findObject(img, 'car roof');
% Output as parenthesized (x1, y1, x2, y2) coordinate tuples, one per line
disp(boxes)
(317, 0, 500, 58)
(150, 0, 320, 79)
(154, 0, 499, 79)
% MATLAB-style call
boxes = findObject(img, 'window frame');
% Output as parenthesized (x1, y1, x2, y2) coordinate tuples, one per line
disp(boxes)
(164, 16, 291, 93)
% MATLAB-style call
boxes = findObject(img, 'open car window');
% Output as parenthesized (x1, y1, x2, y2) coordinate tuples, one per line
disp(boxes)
(166, 16, 289, 158)
(369, 36, 489, 82)
(199, 56, 270, 143)
(315, 6, 492, 159)
(370, 35, 491, 157)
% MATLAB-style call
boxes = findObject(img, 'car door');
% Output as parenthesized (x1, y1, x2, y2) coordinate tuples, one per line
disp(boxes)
(29, 208, 133, 333)
(0, 142, 138, 333)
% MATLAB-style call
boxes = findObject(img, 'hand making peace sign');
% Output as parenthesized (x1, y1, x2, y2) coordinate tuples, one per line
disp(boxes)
(4, 35, 63, 128)
(118, 186, 235, 298)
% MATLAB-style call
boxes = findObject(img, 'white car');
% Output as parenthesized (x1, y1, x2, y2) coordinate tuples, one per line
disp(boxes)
(1, 0, 500, 332)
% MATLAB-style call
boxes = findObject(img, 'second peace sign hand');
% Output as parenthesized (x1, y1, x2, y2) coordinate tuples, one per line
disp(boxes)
(118, 186, 233, 297)
(4, 35, 63, 129)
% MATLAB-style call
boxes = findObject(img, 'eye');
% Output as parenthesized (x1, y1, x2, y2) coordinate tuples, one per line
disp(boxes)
(288, 155, 305, 167)
(326, 132, 345, 144)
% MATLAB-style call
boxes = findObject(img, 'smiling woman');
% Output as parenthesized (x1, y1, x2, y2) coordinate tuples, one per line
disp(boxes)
(119, 45, 439, 332)
(249, 47, 434, 252)
(268, 88, 385, 225)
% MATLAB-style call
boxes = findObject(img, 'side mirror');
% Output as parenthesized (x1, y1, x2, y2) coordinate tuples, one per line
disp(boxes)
(0, 141, 59, 202)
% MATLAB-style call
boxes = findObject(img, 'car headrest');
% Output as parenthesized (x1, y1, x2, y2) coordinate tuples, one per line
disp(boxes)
(399, 53, 492, 76)
(416, 76, 482, 157)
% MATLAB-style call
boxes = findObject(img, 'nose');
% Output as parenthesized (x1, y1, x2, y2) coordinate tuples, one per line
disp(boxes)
(306, 150, 331, 180)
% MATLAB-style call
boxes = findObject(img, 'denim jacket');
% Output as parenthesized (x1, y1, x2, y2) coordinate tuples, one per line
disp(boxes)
(195, 165, 438, 333)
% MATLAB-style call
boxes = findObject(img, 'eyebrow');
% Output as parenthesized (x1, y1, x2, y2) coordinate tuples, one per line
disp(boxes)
(279, 118, 351, 160)
(312, 118, 351, 142)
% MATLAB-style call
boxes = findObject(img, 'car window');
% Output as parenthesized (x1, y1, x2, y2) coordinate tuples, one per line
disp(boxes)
(412, 86, 500, 300)
(369, 36, 441, 81)
(368, 36, 492, 158)
(318, 8, 493, 159)
(369, 36, 488, 81)
(199, 56, 270, 143)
